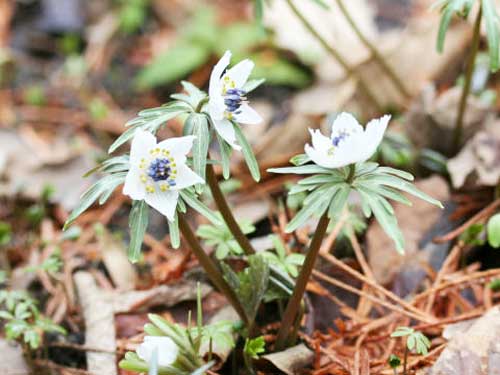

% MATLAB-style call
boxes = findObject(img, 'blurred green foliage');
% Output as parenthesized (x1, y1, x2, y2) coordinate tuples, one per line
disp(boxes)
(136, 7, 312, 89)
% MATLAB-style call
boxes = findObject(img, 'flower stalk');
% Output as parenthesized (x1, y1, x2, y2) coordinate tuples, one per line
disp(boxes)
(177, 214, 249, 326)
(335, 0, 411, 99)
(205, 164, 256, 256)
(453, 5, 482, 153)
(285, 0, 382, 111)
(274, 212, 330, 350)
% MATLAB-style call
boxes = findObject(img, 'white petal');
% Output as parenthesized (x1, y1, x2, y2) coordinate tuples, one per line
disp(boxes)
(305, 143, 331, 168)
(330, 112, 363, 138)
(123, 166, 145, 200)
(309, 128, 332, 153)
(137, 336, 179, 367)
(213, 118, 241, 151)
(365, 114, 390, 150)
(351, 114, 391, 163)
(130, 129, 156, 164)
(208, 96, 225, 121)
(173, 164, 204, 189)
(157, 135, 196, 160)
(209, 51, 232, 99)
(144, 190, 179, 221)
(223, 59, 254, 88)
(333, 132, 367, 166)
(234, 103, 262, 125)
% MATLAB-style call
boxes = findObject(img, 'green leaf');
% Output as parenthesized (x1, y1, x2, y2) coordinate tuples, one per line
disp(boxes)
(250, 51, 313, 88)
(244, 336, 266, 359)
(310, 0, 330, 9)
(237, 255, 270, 321)
(375, 166, 414, 181)
(136, 41, 211, 89)
(286, 189, 332, 232)
(215, 131, 232, 179)
(327, 184, 351, 220)
(64, 172, 127, 229)
(268, 164, 332, 175)
(109, 107, 187, 153)
(357, 174, 443, 208)
(233, 122, 260, 182)
(482, 0, 500, 71)
(460, 223, 485, 246)
(179, 190, 221, 225)
(168, 214, 181, 249)
(298, 173, 344, 186)
(191, 362, 216, 375)
(487, 213, 500, 248)
(254, 0, 264, 23)
(358, 190, 405, 253)
(290, 153, 311, 166)
(391, 326, 414, 337)
(128, 200, 149, 263)
(355, 183, 412, 206)
(435, 0, 474, 52)
(388, 354, 401, 368)
(188, 113, 210, 187)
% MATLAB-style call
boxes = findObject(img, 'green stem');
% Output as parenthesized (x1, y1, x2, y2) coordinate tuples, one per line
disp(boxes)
(453, 5, 482, 153)
(206, 164, 256, 256)
(274, 213, 330, 350)
(178, 214, 249, 326)
(335, 0, 411, 99)
(195, 97, 209, 113)
(346, 164, 356, 184)
(285, 0, 382, 111)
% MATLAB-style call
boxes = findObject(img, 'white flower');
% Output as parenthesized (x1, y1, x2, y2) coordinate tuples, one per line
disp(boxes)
(305, 112, 391, 169)
(123, 129, 204, 221)
(208, 50, 263, 150)
(137, 336, 179, 367)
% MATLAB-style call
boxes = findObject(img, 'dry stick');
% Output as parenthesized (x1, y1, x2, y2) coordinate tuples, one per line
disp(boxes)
(319, 252, 435, 323)
(424, 243, 463, 314)
(312, 270, 430, 322)
(178, 214, 249, 326)
(348, 231, 376, 281)
(285, 0, 383, 111)
(453, 5, 482, 152)
(433, 198, 500, 243)
(412, 268, 500, 304)
(275, 213, 330, 350)
(335, 0, 411, 99)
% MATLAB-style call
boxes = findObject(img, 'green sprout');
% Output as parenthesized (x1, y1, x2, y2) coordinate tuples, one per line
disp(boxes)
(197, 213, 255, 259)
(261, 235, 305, 278)
(391, 326, 431, 375)
(0, 290, 66, 349)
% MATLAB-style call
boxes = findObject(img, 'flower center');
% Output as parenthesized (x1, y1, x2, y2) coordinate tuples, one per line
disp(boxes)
(224, 88, 247, 115)
(147, 158, 173, 182)
(328, 130, 351, 156)
(331, 131, 349, 147)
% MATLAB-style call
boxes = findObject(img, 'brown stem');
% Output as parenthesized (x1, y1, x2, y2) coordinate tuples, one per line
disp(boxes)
(178, 214, 249, 326)
(335, 0, 411, 99)
(206, 164, 256, 256)
(275, 213, 330, 350)
(285, 0, 383, 111)
(453, 5, 482, 153)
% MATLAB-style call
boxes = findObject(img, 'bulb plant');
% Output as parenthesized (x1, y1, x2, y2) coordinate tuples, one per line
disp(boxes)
(66, 50, 443, 373)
